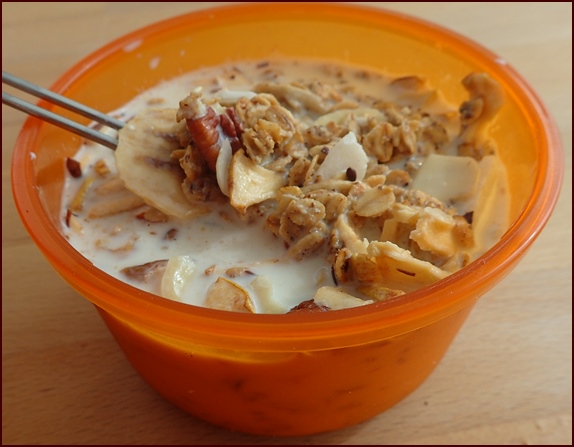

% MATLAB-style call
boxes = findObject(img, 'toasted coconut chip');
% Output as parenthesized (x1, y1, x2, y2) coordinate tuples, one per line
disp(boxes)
(161, 255, 195, 302)
(204, 277, 256, 313)
(357, 284, 405, 301)
(250, 275, 285, 314)
(228, 149, 285, 214)
(351, 241, 448, 292)
(313, 286, 373, 310)
(409, 154, 480, 204)
(315, 132, 368, 181)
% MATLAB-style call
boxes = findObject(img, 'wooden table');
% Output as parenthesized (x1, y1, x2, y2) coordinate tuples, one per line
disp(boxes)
(2, 2, 571, 445)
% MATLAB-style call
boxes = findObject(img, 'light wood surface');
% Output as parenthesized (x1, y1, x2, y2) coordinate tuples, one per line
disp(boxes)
(2, 2, 571, 445)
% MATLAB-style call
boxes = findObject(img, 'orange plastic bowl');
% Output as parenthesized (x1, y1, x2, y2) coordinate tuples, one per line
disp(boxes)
(11, 3, 563, 437)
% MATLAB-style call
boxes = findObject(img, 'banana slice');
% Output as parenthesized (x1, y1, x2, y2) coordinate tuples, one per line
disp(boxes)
(351, 241, 448, 292)
(115, 108, 192, 218)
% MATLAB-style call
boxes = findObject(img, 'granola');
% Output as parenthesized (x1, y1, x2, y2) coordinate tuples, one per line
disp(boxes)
(61, 59, 510, 313)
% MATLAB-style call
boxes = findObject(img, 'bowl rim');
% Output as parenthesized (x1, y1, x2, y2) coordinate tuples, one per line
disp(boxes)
(10, 2, 564, 348)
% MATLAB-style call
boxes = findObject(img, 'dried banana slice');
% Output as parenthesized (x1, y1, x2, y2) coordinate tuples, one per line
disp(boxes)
(115, 108, 191, 218)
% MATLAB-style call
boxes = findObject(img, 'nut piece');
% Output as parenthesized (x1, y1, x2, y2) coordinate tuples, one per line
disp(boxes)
(66, 157, 82, 178)
(288, 299, 330, 313)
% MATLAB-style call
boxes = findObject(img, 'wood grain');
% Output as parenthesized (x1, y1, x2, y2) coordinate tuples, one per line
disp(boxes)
(2, 2, 571, 445)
